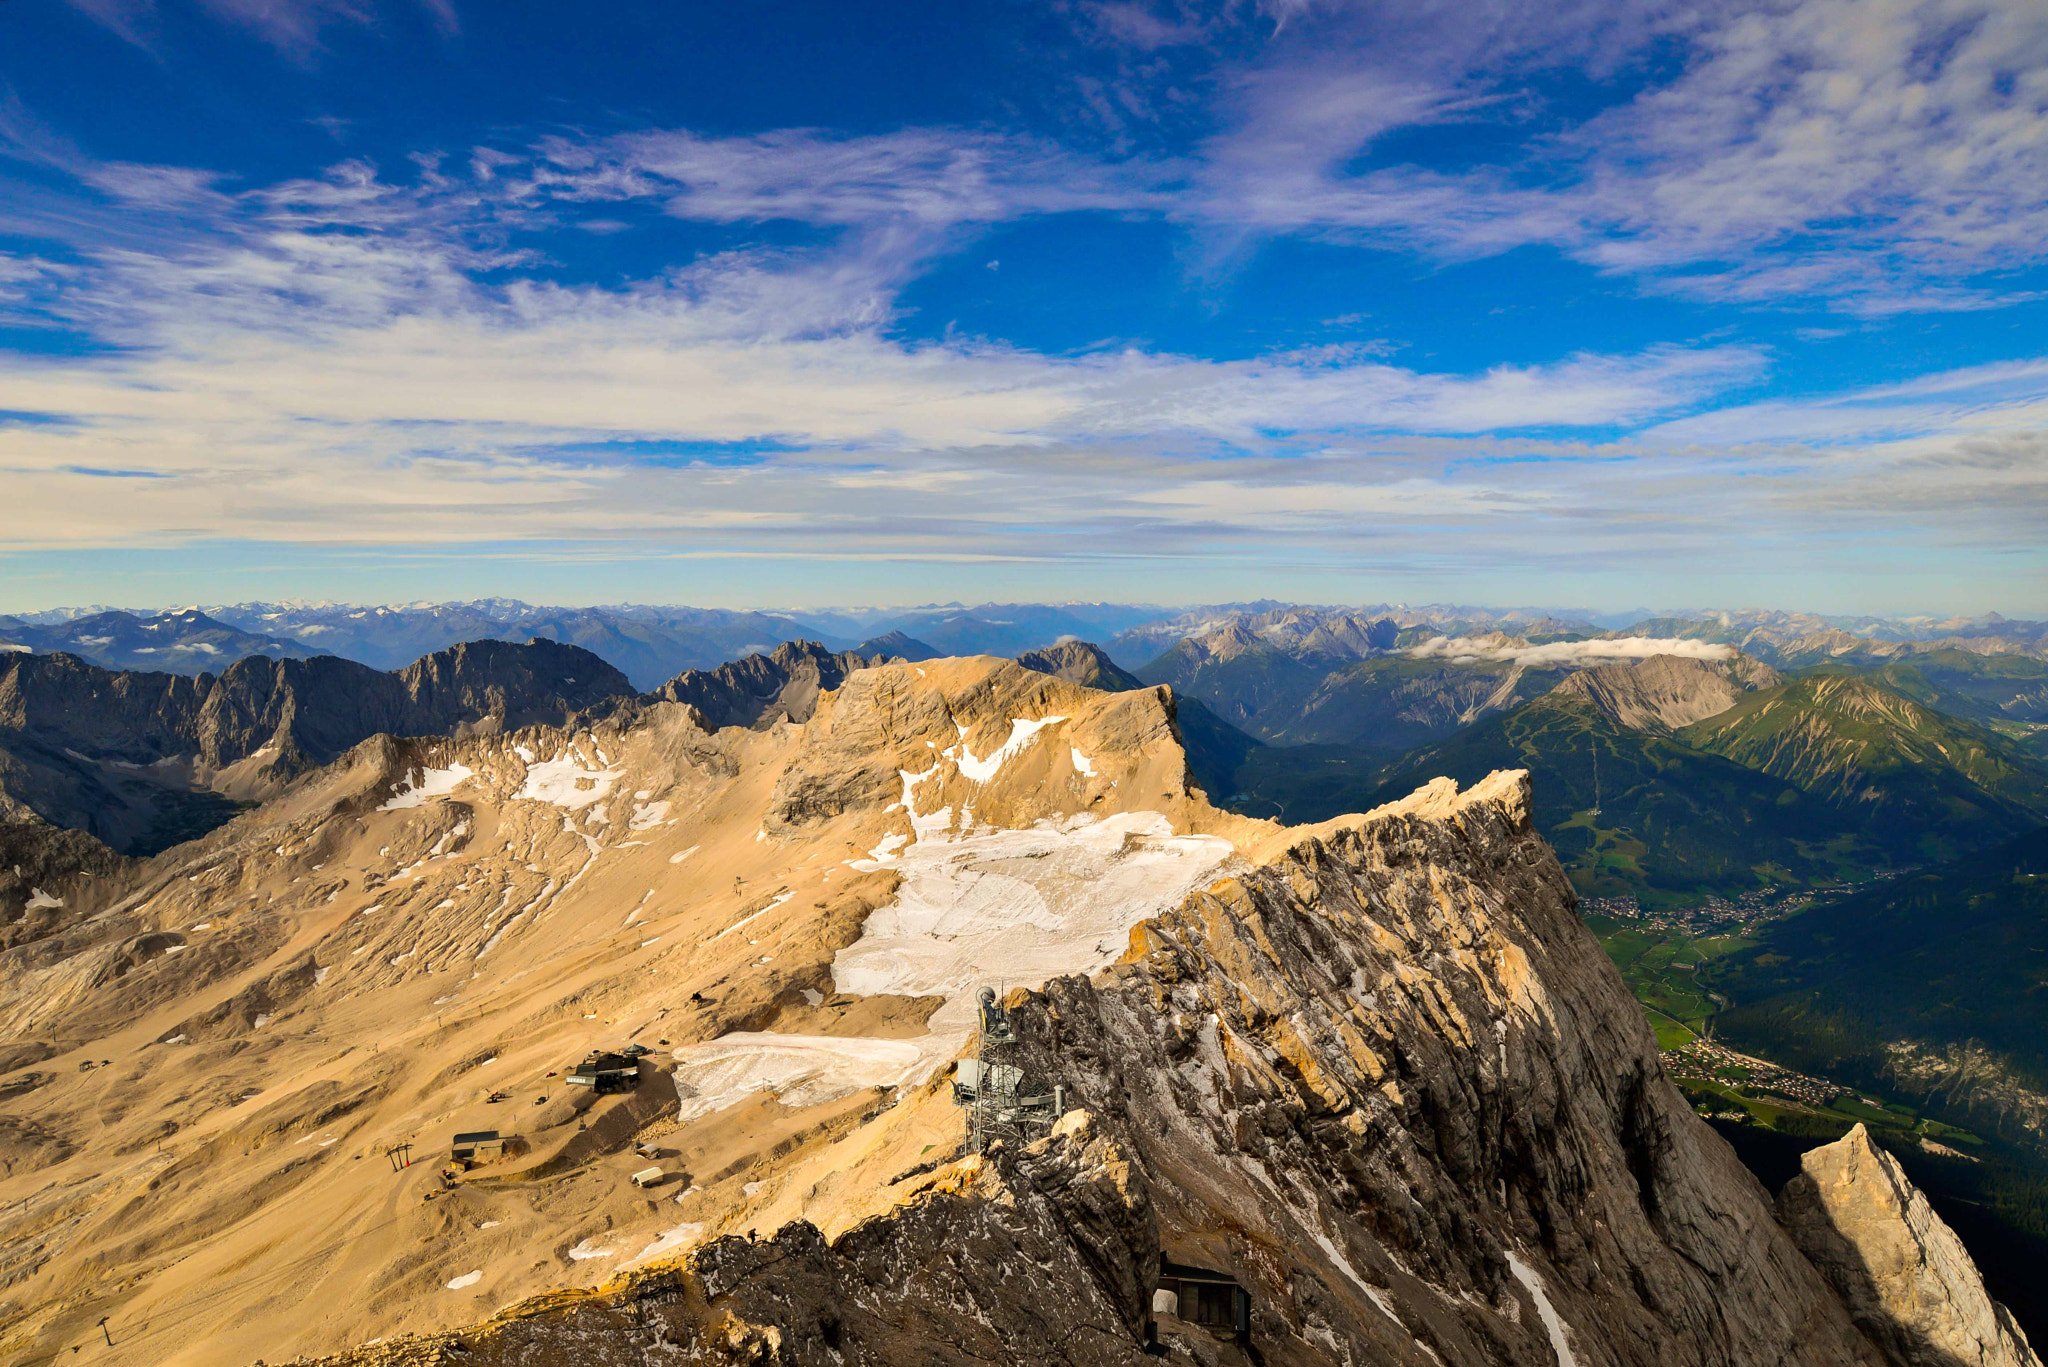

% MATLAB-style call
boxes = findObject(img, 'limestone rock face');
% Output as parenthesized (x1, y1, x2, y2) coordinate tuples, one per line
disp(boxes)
(0, 640, 630, 854)
(653, 640, 877, 731)
(1779, 1125, 2041, 1367)
(1007, 769, 1882, 1367)
(1016, 639, 1146, 692)
(1550, 652, 1780, 733)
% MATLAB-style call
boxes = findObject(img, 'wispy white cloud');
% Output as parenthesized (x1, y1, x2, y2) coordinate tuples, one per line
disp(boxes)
(1173, 0, 2048, 310)
(4, 1, 2046, 591)
(1, 113, 2042, 573)
(66, 0, 456, 55)
(1647, 357, 2048, 444)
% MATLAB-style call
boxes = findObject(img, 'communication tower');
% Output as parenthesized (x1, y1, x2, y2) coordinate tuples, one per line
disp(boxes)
(954, 986, 1063, 1151)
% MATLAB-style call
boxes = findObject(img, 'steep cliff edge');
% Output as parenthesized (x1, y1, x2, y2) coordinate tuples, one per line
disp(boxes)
(1779, 1125, 2041, 1367)
(304, 767, 1883, 1367)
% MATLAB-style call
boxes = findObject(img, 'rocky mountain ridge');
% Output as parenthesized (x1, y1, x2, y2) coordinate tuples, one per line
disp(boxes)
(0, 638, 632, 858)
(0, 648, 2028, 1366)
(650, 639, 884, 731)
(1552, 653, 1785, 732)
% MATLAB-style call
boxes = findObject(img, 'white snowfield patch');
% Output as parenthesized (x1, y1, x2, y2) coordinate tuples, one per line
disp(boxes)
(515, 753, 622, 810)
(670, 1034, 924, 1123)
(446, 1271, 481, 1290)
(567, 1238, 620, 1261)
(624, 1222, 704, 1268)
(1507, 1253, 1581, 1367)
(668, 846, 699, 865)
(833, 809, 1228, 1067)
(1070, 747, 1095, 777)
(951, 715, 1067, 783)
(671, 755, 1231, 1122)
(378, 763, 475, 811)
(1406, 636, 1736, 668)
(629, 800, 672, 831)
(25, 887, 62, 911)
(851, 831, 909, 870)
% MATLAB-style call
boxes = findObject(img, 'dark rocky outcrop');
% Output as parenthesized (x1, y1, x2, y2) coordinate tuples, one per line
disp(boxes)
(851, 630, 939, 662)
(1016, 639, 1146, 692)
(653, 640, 878, 731)
(0, 639, 631, 854)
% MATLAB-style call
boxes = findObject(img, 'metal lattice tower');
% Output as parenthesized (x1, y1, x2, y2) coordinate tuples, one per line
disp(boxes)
(957, 986, 1063, 1152)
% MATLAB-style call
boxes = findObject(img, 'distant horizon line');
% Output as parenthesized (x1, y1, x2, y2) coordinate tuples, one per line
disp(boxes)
(2, 598, 2035, 628)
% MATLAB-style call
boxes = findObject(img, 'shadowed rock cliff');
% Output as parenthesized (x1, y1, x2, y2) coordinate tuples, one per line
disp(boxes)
(0, 639, 631, 857)
(652, 640, 879, 731)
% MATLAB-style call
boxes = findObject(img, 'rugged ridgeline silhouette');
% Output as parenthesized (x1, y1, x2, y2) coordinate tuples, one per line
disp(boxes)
(0, 646, 2033, 1365)
(650, 640, 884, 730)
(650, 636, 1106, 733)
(1015, 638, 1147, 691)
(0, 638, 633, 863)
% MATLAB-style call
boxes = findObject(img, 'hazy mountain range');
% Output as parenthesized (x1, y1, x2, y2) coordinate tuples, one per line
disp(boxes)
(8, 600, 2042, 695)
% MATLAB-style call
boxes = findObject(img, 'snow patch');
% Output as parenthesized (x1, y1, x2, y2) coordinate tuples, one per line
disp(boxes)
(514, 754, 621, 810)
(851, 831, 909, 870)
(446, 1271, 481, 1290)
(669, 1035, 923, 1122)
(25, 887, 61, 911)
(1507, 1253, 1580, 1367)
(668, 846, 699, 865)
(567, 1238, 619, 1261)
(828, 807, 1230, 1094)
(1069, 747, 1095, 777)
(379, 764, 475, 811)
(624, 1222, 704, 1268)
(952, 715, 1067, 783)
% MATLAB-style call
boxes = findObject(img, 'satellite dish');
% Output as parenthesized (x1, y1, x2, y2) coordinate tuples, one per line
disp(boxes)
(978, 987, 996, 1007)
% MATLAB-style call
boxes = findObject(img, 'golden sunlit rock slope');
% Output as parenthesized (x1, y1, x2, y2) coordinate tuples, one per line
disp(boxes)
(0, 658, 1269, 1364)
(0, 654, 1943, 1367)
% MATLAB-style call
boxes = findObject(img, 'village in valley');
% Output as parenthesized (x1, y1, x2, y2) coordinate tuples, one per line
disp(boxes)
(1581, 877, 1980, 1160)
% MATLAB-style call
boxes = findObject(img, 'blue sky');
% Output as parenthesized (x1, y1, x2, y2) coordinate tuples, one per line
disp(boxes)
(1, 0, 2045, 614)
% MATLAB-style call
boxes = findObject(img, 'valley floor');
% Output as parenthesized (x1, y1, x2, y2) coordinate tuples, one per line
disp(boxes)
(1583, 907, 2048, 1345)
